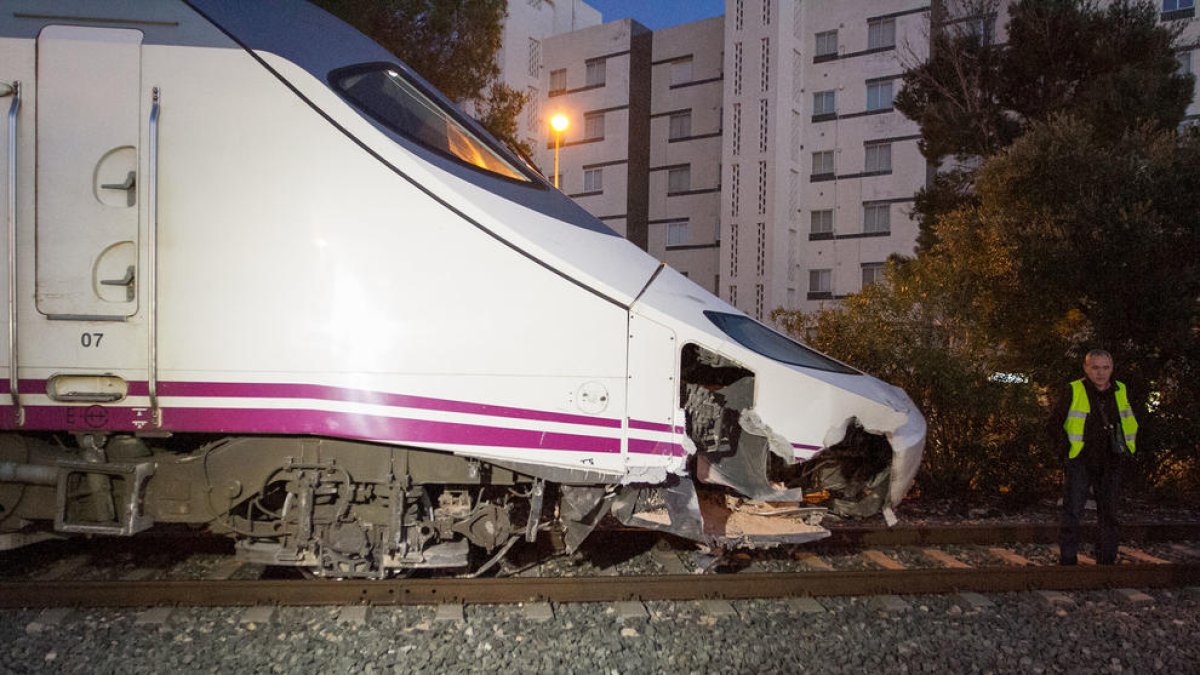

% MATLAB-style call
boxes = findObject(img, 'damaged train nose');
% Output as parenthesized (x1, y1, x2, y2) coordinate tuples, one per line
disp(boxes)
(606, 342, 925, 549)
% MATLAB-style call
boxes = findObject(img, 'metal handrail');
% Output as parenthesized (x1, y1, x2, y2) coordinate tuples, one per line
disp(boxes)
(5, 82, 22, 426)
(147, 87, 160, 427)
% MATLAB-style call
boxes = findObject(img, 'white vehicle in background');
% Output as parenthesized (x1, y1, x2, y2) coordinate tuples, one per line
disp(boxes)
(0, 0, 924, 577)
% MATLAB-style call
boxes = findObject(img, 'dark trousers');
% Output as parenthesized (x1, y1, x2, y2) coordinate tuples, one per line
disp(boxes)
(1059, 458, 1121, 564)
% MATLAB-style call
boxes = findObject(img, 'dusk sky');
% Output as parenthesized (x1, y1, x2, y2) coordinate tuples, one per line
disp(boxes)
(585, 0, 726, 30)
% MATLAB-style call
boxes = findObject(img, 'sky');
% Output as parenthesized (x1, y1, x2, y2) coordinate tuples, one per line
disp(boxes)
(584, 0, 726, 30)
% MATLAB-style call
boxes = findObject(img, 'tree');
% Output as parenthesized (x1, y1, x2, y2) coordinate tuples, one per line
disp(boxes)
(314, 0, 530, 155)
(778, 118, 1200, 498)
(473, 83, 535, 160)
(896, 0, 1193, 248)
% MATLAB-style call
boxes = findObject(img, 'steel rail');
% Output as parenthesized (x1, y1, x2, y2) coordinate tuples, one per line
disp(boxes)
(821, 522, 1200, 547)
(1, 564, 1198, 609)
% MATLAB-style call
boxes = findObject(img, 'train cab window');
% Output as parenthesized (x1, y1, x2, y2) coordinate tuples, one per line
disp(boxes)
(333, 66, 531, 182)
(703, 311, 859, 374)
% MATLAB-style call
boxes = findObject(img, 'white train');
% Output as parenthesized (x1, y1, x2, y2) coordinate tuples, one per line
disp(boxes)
(0, 1, 924, 576)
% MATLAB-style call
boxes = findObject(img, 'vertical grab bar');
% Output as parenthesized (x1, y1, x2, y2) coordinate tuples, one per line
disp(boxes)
(147, 87, 161, 428)
(4, 82, 22, 426)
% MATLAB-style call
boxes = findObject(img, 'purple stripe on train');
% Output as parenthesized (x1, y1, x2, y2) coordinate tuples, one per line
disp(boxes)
(159, 381, 627, 429)
(627, 438, 687, 457)
(3, 404, 623, 454)
(8, 379, 623, 429)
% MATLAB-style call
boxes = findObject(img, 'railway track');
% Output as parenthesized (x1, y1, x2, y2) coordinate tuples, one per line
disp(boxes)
(1, 522, 1197, 609)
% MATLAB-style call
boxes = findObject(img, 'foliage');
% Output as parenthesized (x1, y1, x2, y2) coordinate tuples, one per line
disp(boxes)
(473, 83, 535, 161)
(777, 119, 1200, 499)
(896, 0, 1193, 248)
(314, 0, 530, 155)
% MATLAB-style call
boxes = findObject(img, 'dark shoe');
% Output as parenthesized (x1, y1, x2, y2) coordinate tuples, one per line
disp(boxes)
(1098, 559, 1116, 566)
(1060, 557, 1077, 566)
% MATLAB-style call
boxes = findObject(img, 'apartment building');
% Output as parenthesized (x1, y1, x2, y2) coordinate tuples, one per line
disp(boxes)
(497, 0, 602, 150)
(539, 19, 654, 246)
(524, 0, 1200, 318)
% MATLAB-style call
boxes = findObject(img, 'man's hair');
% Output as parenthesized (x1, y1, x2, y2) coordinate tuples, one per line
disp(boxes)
(1085, 349, 1112, 362)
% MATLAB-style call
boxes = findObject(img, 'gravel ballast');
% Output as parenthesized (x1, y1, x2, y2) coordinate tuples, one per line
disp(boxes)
(2, 588, 1197, 674)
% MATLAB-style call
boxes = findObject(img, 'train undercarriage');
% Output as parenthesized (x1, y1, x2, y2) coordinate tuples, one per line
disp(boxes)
(0, 349, 896, 578)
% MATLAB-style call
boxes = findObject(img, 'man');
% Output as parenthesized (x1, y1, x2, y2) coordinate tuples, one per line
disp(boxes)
(1059, 349, 1138, 565)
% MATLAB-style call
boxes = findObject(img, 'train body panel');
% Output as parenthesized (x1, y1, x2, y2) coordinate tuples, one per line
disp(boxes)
(0, 1, 925, 574)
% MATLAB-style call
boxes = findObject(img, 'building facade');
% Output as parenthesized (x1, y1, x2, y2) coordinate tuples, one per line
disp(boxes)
(498, 0, 602, 151)
(524, 0, 1200, 320)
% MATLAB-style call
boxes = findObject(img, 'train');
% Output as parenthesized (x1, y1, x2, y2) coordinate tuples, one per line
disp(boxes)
(0, 0, 925, 577)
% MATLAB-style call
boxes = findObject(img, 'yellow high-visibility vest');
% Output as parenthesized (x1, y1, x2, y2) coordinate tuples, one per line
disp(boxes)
(1063, 379, 1137, 459)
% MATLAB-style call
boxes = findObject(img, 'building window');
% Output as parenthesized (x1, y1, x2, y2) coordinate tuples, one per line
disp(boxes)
(669, 111, 692, 140)
(585, 58, 606, 87)
(815, 30, 838, 60)
(866, 80, 894, 111)
(666, 220, 689, 247)
(583, 167, 603, 192)
(528, 39, 541, 77)
(810, 209, 834, 237)
(730, 223, 740, 277)
(756, 223, 766, 277)
(761, 37, 771, 92)
(862, 262, 886, 288)
(1164, 0, 1195, 11)
(670, 57, 693, 86)
(867, 17, 896, 50)
(966, 14, 997, 44)
(668, 166, 691, 193)
(863, 203, 891, 234)
(759, 99, 769, 152)
(731, 163, 741, 216)
(526, 86, 539, 132)
(813, 90, 836, 118)
(584, 112, 605, 140)
(1178, 49, 1193, 75)
(811, 150, 835, 178)
(732, 103, 742, 155)
(757, 160, 767, 215)
(549, 68, 566, 95)
(809, 269, 832, 298)
(864, 142, 892, 174)
(734, 42, 744, 96)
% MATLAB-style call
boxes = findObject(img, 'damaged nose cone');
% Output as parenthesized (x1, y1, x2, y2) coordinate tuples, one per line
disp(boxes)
(603, 343, 924, 549)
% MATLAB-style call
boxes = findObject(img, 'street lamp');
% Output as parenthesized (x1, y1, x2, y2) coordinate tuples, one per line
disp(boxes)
(550, 113, 568, 189)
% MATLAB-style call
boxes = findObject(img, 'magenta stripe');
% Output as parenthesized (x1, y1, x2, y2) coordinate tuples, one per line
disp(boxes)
(628, 438, 686, 457)
(793, 442, 822, 451)
(157, 381, 622, 429)
(3, 404, 621, 454)
(628, 419, 674, 433)
(6, 378, 621, 429)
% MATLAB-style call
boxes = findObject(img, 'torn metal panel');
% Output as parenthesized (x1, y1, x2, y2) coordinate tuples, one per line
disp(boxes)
(611, 476, 704, 541)
(559, 485, 612, 553)
(695, 429, 806, 502)
(739, 409, 797, 463)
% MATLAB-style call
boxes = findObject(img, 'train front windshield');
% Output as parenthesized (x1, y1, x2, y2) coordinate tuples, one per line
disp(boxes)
(333, 66, 530, 182)
(703, 311, 860, 374)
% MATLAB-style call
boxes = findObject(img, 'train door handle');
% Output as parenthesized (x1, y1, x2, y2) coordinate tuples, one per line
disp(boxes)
(100, 265, 135, 301)
(101, 170, 136, 192)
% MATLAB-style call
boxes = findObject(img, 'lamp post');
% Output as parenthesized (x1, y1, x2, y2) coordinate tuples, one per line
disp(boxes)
(550, 113, 568, 189)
